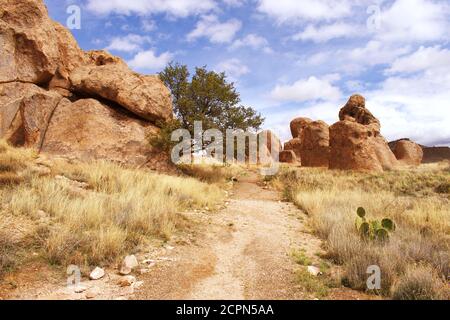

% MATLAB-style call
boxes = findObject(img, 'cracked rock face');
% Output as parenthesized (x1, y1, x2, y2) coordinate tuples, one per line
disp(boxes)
(0, 0, 173, 168)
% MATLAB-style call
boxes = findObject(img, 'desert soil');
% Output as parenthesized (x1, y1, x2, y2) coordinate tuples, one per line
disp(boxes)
(1, 169, 373, 300)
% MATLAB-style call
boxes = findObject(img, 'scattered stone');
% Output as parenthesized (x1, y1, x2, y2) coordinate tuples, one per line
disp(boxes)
(133, 281, 144, 289)
(307, 266, 321, 277)
(118, 275, 136, 287)
(139, 268, 149, 275)
(85, 287, 99, 299)
(89, 267, 105, 280)
(120, 255, 139, 275)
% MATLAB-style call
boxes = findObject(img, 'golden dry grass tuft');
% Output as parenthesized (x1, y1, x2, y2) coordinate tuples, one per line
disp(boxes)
(273, 163, 450, 299)
(0, 141, 226, 272)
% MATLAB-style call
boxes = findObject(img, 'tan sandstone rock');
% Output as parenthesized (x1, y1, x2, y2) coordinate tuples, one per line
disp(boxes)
(389, 139, 423, 166)
(330, 95, 398, 172)
(69, 64, 173, 123)
(41, 99, 160, 166)
(290, 117, 312, 139)
(279, 150, 298, 164)
(300, 120, 330, 167)
(284, 138, 302, 160)
(0, 0, 85, 84)
(0, 82, 63, 147)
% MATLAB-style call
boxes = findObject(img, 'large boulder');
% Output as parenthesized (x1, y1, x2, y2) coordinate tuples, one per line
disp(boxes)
(290, 117, 312, 139)
(389, 139, 423, 166)
(284, 138, 301, 160)
(70, 64, 172, 124)
(41, 99, 160, 166)
(329, 95, 398, 172)
(0, 0, 86, 84)
(300, 120, 329, 167)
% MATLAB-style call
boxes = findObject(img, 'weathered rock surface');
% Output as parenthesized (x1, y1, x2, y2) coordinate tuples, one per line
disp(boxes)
(300, 120, 329, 167)
(41, 99, 159, 166)
(389, 139, 423, 166)
(70, 65, 172, 123)
(0, 0, 173, 168)
(290, 117, 312, 139)
(329, 95, 398, 172)
(0, 0, 86, 84)
(279, 150, 298, 164)
(284, 138, 302, 160)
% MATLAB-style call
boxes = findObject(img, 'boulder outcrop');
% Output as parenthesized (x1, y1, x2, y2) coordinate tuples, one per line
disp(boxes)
(300, 120, 329, 167)
(279, 150, 298, 164)
(290, 117, 312, 139)
(389, 139, 423, 166)
(284, 138, 301, 160)
(329, 95, 398, 171)
(0, 0, 173, 168)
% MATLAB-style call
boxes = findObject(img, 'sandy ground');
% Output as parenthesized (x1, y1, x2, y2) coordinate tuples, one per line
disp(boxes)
(1, 170, 374, 300)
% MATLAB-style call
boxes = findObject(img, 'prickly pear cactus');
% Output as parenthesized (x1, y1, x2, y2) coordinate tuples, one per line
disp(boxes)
(355, 207, 395, 244)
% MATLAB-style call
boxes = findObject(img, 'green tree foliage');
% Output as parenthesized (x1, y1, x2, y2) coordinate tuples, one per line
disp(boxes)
(159, 62, 264, 138)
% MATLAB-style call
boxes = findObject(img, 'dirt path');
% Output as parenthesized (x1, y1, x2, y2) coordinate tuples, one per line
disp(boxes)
(135, 170, 324, 300)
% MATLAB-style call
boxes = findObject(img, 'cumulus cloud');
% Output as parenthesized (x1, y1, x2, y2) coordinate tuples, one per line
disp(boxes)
(270, 75, 342, 103)
(230, 34, 272, 52)
(128, 49, 174, 72)
(105, 34, 152, 53)
(187, 15, 242, 43)
(215, 58, 250, 81)
(256, 0, 354, 23)
(374, 0, 450, 44)
(292, 23, 363, 43)
(86, 0, 216, 17)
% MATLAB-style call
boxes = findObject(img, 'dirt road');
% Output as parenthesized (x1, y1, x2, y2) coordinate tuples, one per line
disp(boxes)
(135, 170, 323, 300)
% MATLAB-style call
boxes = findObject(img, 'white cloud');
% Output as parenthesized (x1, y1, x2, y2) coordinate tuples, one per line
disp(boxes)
(230, 34, 272, 52)
(105, 34, 152, 53)
(256, 0, 354, 23)
(86, 0, 216, 17)
(292, 22, 363, 43)
(374, 0, 450, 44)
(215, 58, 250, 81)
(128, 50, 174, 72)
(187, 15, 242, 43)
(270, 75, 342, 103)
(386, 46, 450, 74)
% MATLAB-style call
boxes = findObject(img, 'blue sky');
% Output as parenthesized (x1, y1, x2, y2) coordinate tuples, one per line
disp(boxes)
(44, 0, 450, 146)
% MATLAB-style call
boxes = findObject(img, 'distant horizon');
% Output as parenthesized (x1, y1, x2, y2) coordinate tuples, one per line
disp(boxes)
(44, 0, 450, 147)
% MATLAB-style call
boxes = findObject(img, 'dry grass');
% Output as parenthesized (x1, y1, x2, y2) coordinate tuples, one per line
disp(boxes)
(178, 163, 243, 184)
(0, 141, 226, 272)
(273, 163, 450, 299)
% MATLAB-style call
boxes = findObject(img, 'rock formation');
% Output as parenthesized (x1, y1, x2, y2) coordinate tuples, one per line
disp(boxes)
(389, 139, 423, 166)
(290, 117, 312, 139)
(329, 95, 398, 172)
(421, 146, 450, 163)
(300, 120, 329, 167)
(0, 0, 173, 168)
(284, 138, 301, 160)
(279, 150, 298, 164)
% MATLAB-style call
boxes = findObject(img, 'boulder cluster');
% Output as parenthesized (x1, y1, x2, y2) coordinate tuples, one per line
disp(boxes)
(281, 94, 424, 171)
(0, 0, 173, 168)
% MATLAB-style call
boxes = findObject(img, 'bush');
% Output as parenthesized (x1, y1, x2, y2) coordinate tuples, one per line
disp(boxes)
(392, 265, 448, 300)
